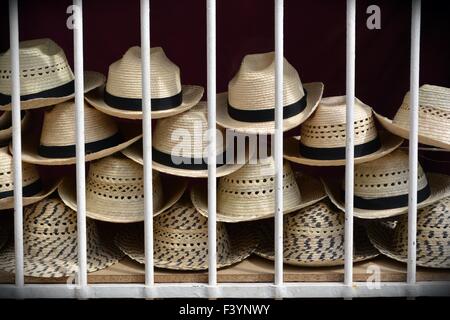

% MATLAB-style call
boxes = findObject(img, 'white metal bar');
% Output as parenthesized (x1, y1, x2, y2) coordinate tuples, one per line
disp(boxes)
(73, 0, 88, 294)
(207, 0, 217, 291)
(344, 0, 356, 287)
(274, 0, 284, 287)
(9, 0, 24, 288)
(407, 0, 421, 285)
(140, 0, 154, 289)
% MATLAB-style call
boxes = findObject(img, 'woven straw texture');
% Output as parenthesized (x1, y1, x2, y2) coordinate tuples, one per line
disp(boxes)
(114, 199, 258, 270)
(255, 200, 379, 266)
(375, 85, 450, 150)
(0, 198, 123, 277)
(368, 197, 450, 268)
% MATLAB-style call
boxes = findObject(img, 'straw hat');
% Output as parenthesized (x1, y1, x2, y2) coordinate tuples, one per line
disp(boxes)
(191, 157, 327, 222)
(324, 149, 450, 219)
(0, 111, 31, 146)
(114, 198, 258, 270)
(255, 200, 379, 266)
(58, 154, 187, 223)
(0, 38, 104, 111)
(367, 197, 450, 268)
(122, 102, 246, 178)
(85, 47, 203, 120)
(216, 52, 323, 134)
(374, 85, 450, 150)
(284, 96, 403, 166)
(18, 101, 142, 165)
(0, 147, 59, 210)
(0, 198, 123, 277)
(0, 224, 8, 251)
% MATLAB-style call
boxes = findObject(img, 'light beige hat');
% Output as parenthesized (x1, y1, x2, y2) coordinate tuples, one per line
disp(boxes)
(0, 111, 31, 146)
(0, 38, 104, 110)
(375, 85, 450, 150)
(216, 52, 324, 134)
(190, 157, 327, 222)
(255, 200, 379, 266)
(122, 101, 246, 178)
(18, 101, 142, 166)
(367, 196, 450, 268)
(284, 96, 403, 166)
(85, 46, 204, 120)
(58, 154, 187, 223)
(0, 147, 59, 210)
(324, 149, 450, 219)
(0, 198, 123, 277)
(114, 198, 258, 270)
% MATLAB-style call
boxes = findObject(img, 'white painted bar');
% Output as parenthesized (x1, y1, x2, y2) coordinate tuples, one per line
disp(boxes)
(344, 0, 356, 286)
(73, 0, 88, 294)
(9, 0, 24, 288)
(407, 0, 421, 285)
(140, 0, 154, 289)
(207, 0, 218, 290)
(274, 0, 284, 287)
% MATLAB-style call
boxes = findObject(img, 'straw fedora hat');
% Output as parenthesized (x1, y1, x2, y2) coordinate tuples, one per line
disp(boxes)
(324, 149, 450, 219)
(255, 200, 379, 266)
(0, 198, 123, 277)
(0, 111, 31, 146)
(374, 85, 450, 150)
(122, 102, 246, 178)
(0, 38, 104, 111)
(58, 154, 186, 223)
(191, 157, 327, 222)
(0, 147, 59, 210)
(18, 101, 142, 166)
(367, 197, 450, 268)
(216, 52, 323, 134)
(85, 46, 204, 120)
(114, 198, 258, 270)
(284, 96, 403, 166)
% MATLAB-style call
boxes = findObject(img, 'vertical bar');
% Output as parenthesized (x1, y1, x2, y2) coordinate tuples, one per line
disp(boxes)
(207, 0, 217, 287)
(140, 0, 154, 286)
(9, 0, 24, 288)
(274, 0, 284, 287)
(73, 0, 87, 291)
(407, 0, 421, 285)
(344, 0, 356, 287)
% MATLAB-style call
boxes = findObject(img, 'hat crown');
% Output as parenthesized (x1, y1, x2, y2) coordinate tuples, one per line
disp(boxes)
(228, 52, 304, 110)
(106, 46, 181, 100)
(300, 96, 378, 148)
(0, 147, 40, 193)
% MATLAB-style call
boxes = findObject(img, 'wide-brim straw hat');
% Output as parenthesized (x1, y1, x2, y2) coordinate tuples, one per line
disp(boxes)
(114, 199, 258, 270)
(255, 200, 379, 266)
(0, 198, 123, 277)
(85, 47, 204, 120)
(17, 101, 142, 166)
(367, 197, 450, 268)
(0, 111, 31, 146)
(0, 39, 104, 111)
(374, 85, 450, 150)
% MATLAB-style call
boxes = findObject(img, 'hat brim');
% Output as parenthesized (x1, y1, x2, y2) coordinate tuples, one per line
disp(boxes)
(216, 82, 324, 135)
(191, 174, 327, 222)
(0, 111, 31, 143)
(284, 130, 404, 167)
(85, 85, 204, 120)
(114, 223, 258, 270)
(57, 174, 187, 223)
(374, 111, 450, 150)
(324, 173, 450, 219)
(0, 71, 105, 111)
(0, 179, 61, 210)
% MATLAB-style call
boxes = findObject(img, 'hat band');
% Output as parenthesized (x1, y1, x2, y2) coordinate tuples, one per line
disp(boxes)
(103, 90, 183, 111)
(0, 178, 42, 199)
(343, 183, 431, 210)
(152, 147, 226, 170)
(0, 80, 74, 106)
(227, 90, 307, 123)
(299, 136, 381, 160)
(38, 132, 122, 158)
